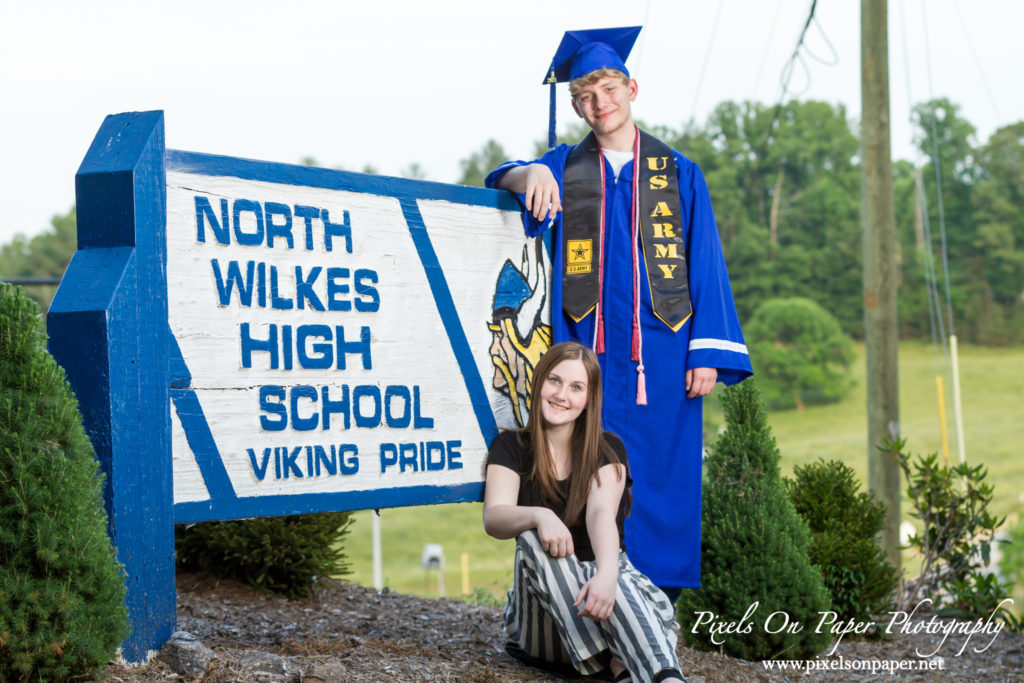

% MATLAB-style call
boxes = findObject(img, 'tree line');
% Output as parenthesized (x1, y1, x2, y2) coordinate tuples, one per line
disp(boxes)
(459, 97, 1023, 346)
(3, 97, 1021, 345)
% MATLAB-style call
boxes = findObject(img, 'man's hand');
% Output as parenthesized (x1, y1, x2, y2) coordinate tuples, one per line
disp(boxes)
(536, 508, 574, 558)
(686, 367, 717, 398)
(574, 570, 617, 621)
(524, 164, 561, 223)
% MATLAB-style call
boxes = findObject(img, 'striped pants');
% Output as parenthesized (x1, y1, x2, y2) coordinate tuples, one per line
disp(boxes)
(504, 530, 681, 681)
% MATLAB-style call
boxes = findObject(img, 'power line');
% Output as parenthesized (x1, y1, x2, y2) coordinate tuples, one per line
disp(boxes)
(897, 0, 915, 131)
(898, 0, 952, 459)
(917, 169, 951, 385)
(799, 14, 839, 68)
(950, 0, 1002, 123)
(775, 0, 823, 103)
(751, 0, 785, 102)
(688, 0, 725, 126)
(755, 0, 828, 161)
(775, 7, 839, 101)
(920, 0, 966, 465)
(631, 0, 656, 78)
(921, 2, 957, 337)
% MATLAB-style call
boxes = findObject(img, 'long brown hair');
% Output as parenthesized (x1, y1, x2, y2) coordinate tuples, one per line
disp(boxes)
(524, 341, 627, 526)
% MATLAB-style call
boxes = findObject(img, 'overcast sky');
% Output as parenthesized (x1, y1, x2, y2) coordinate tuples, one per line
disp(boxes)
(1, 0, 1021, 248)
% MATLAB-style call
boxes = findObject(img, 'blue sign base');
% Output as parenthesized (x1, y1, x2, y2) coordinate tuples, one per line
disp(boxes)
(49, 111, 174, 663)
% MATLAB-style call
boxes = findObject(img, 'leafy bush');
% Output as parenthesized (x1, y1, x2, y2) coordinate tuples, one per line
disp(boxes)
(785, 459, 898, 623)
(175, 511, 353, 600)
(678, 380, 832, 660)
(0, 283, 129, 681)
(886, 439, 1015, 627)
(999, 520, 1024, 592)
(940, 572, 1017, 629)
(744, 297, 855, 410)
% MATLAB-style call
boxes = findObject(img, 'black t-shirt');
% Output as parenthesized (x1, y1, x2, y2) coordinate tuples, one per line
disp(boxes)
(486, 430, 631, 562)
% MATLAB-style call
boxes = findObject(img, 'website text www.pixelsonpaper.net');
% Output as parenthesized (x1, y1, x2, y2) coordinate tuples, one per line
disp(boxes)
(761, 656, 945, 676)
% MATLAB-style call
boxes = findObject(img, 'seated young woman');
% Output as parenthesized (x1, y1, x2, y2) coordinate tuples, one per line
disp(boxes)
(482, 341, 684, 683)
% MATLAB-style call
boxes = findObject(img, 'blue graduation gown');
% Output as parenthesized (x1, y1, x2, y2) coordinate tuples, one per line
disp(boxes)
(486, 141, 752, 588)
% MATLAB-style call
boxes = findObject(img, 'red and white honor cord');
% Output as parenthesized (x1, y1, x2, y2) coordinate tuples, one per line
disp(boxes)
(593, 127, 647, 406)
(629, 127, 647, 405)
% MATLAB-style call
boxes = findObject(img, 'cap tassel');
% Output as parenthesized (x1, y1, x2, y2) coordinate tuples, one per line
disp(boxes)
(593, 140, 607, 355)
(636, 364, 647, 405)
(547, 71, 558, 149)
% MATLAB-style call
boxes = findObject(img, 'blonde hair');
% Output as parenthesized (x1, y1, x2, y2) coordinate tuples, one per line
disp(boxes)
(569, 68, 631, 98)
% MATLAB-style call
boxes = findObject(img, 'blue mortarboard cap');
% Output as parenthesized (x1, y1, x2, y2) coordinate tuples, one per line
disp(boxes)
(545, 27, 641, 84)
(543, 26, 642, 148)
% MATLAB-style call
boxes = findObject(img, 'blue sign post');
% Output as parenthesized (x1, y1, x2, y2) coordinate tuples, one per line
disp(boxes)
(49, 111, 174, 662)
(49, 111, 550, 661)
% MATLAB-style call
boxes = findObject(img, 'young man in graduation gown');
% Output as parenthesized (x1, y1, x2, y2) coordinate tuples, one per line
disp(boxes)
(485, 26, 752, 603)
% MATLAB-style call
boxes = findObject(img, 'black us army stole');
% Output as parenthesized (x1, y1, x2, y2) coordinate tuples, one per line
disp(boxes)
(561, 130, 693, 331)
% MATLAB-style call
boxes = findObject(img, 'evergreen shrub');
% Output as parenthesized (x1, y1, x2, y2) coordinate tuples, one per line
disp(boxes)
(0, 283, 128, 681)
(175, 511, 353, 600)
(785, 459, 898, 623)
(678, 380, 832, 660)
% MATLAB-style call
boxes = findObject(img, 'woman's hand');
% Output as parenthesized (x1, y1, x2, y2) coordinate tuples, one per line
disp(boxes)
(536, 508, 574, 558)
(574, 569, 618, 621)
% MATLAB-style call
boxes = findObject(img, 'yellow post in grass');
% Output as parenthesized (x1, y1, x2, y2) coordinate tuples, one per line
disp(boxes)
(936, 375, 950, 465)
(461, 553, 470, 595)
(950, 334, 967, 465)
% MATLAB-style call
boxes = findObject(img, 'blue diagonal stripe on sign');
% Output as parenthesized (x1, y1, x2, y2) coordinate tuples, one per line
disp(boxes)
(168, 328, 236, 500)
(399, 198, 498, 445)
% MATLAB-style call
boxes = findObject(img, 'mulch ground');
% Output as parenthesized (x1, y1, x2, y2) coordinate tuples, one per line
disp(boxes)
(100, 571, 1024, 682)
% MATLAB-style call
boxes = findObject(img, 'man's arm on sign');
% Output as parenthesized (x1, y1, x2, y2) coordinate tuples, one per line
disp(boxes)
(495, 164, 561, 222)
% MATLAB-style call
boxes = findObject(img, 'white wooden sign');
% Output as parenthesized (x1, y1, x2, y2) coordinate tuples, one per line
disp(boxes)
(164, 155, 550, 521)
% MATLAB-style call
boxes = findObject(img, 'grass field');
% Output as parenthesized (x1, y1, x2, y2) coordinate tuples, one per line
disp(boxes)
(342, 342, 1024, 600)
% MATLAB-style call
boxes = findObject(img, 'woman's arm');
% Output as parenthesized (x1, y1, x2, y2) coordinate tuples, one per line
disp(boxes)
(574, 463, 626, 621)
(482, 464, 575, 558)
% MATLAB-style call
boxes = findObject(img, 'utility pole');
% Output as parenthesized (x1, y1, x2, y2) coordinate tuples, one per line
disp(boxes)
(861, 0, 901, 568)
